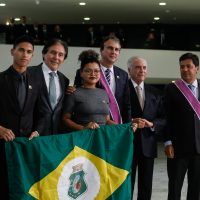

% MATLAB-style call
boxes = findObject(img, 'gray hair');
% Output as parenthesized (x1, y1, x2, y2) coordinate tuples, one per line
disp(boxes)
(127, 56, 147, 70)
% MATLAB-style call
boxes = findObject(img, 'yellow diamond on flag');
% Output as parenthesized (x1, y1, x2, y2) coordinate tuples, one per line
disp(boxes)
(29, 146, 129, 200)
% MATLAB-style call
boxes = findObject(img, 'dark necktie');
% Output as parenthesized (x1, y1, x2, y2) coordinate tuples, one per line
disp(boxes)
(105, 69, 111, 85)
(49, 72, 57, 109)
(18, 74, 26, 110)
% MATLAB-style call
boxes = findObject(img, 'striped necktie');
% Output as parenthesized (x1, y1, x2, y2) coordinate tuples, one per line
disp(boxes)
(105, 69, 111, 85)
(188, 84, 195, 95)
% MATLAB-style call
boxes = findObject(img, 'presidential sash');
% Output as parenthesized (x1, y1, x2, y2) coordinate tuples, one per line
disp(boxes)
(100, 69, 122, 124)
(175, 79, 200, 120)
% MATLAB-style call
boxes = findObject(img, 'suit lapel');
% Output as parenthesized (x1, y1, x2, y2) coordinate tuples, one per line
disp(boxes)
(38, 65, 49, 100)
(143, 84, 150, 111)
(129, 79, 142, 114)
(38, 65, 54, 110)
(113, 66, 120, 96)
(198, 80, 200, 101)
(57, 72, 65, 105)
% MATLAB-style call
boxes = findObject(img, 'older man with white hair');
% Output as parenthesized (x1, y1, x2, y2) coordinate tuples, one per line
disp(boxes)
(128, 56, 166, 200)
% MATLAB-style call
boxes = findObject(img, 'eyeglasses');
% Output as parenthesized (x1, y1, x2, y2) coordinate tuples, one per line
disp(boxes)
(83, 68, 101, 74)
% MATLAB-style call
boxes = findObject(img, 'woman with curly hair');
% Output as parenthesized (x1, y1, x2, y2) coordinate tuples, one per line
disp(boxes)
(62, 50, 116, 131)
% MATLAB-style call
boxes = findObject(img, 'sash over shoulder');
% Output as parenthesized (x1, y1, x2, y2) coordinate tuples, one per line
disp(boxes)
(175, 79, 200, 120)
(100, 69, 122, 124)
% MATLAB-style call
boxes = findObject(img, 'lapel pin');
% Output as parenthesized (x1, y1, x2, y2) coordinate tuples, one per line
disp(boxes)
(117, 76, 120, 79)
(29, 85, 32, 89)
(102, 100, 106, 103)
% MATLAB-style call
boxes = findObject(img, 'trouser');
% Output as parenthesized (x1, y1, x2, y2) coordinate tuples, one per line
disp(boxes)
(167, 154, 200, 200)
(0, 141, 9, 200)
(132, 151, 154, 200)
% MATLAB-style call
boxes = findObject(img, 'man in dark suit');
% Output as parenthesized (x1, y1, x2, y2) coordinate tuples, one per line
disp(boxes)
(164, 53, 200, 200)
(74, 36, 131, 123)
(30, 39, 69, 135)
(0, 35, 44, 199)
(128, 56, 166, 200)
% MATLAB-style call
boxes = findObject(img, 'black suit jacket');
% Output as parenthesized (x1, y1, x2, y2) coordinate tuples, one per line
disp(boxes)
(129, 80, 166, 158)
(29, 64, 69, 135)
(164, 82, 200, 155)
(0, 66, 45, 198)
(74, 66, 131, 123)
(0, 66, 44, 136)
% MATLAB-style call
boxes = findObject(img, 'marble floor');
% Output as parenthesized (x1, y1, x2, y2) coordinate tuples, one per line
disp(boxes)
(133, 143, 187, 200)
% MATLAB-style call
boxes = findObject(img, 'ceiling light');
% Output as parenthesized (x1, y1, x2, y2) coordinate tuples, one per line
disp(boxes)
(79, 2, 86, 6)
(154, 17, 160, 21)
(159, 2, 166, 6)
(0, 3, 6, 6)
(84, 17, 90, 21)
(6, 21, 9, 26)
(14, 18, 21, 21)
(35, 0, 40, 5)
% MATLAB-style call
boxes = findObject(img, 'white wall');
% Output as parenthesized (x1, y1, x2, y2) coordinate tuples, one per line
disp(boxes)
(1, 44, 200, 84)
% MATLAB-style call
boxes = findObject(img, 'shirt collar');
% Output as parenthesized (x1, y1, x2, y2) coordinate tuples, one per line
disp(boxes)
(131, 78, 144, 90)
(42, 63, 58, 76)
(101, 65, 114, 74)
(182, 79, 198, 88)
(10, 66, 27, 80)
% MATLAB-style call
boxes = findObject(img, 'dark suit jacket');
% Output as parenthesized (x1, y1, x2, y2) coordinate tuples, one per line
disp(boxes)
(164, 82, 200, 155)
(74, 66, 131, 123)
(29, 64, 69, 135)
(0, 66, 44, 136)
(0, 66, 45, 198)
(129, 80, 166, 158)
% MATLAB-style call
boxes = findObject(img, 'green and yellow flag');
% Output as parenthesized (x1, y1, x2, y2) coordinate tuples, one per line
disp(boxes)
(5, 123, 133, 200)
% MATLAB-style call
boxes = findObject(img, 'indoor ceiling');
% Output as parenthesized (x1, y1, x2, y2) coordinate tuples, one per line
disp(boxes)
(0, 0, 200, 25)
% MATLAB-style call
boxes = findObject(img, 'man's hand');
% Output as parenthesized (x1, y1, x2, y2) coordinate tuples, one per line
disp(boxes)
(143, 119, 154, 128)
(132, 118, 145, 129)
(165, 144, 174, 158)
(0, 126, 15, 142)
(131, 123, 138, 132)
(29, 131, 40, 140)
(66, 86, 76, 94)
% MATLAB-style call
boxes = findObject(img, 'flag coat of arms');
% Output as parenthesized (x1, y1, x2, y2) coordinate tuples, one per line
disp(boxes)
(5, 123, 133, 200)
